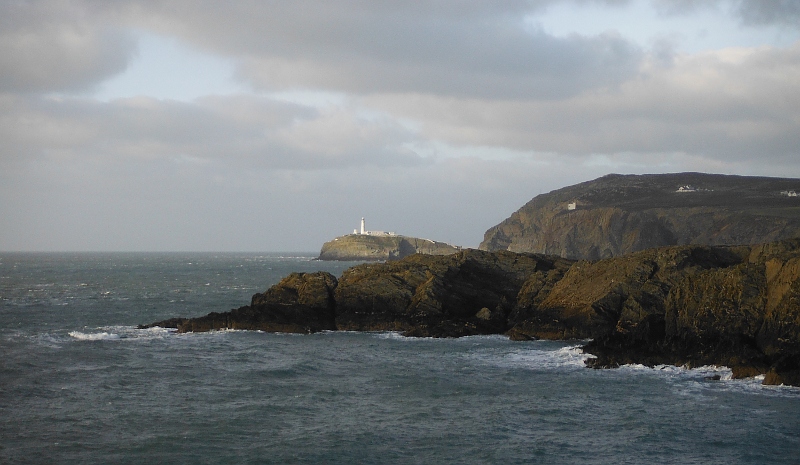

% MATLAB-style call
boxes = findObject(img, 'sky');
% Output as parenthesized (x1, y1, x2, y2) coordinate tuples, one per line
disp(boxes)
(1, 0, 800, 252)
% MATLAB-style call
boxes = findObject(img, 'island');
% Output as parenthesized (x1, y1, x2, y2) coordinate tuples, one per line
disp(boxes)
(318, 217, 461, 261)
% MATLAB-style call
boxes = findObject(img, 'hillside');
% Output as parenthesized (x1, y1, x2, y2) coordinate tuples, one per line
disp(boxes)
(480, 173, 800, 259)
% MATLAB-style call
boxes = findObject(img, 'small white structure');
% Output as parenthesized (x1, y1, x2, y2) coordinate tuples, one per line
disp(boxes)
(353, 217, 396, 236)
(781, 190, 798, 197)
(567, 202, 577, 211)
(676, 185, 697, 193)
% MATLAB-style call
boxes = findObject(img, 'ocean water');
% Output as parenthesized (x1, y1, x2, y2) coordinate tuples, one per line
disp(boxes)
(1, 253, 799, 465)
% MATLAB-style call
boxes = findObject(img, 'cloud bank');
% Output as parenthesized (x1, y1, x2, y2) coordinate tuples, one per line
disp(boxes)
(1, 0, 799, 251)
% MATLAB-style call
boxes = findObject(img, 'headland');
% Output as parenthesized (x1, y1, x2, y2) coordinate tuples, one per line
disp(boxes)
(481, 173, 800, 259)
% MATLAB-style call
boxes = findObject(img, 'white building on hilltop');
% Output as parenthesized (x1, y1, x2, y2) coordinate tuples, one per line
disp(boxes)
(353, 217, 396, 236)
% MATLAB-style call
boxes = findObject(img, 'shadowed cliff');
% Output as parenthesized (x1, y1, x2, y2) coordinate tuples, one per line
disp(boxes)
(480, 173, 800, 260)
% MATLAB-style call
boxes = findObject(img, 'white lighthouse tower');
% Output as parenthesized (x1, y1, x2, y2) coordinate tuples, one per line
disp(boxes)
(360, 217, 366, 235)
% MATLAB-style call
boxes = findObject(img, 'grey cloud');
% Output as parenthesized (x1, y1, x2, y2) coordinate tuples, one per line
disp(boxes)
(4, 0, 800, 252)
(735, 0, 800, 28)
(0, 0, 646, 98)
(237, 29, 640, 100)
(651, 0, 800, 29)
(0, 1, 136, 93)
(650, 0, 718, 15)
(364, 43, 800, 161)
(0, 94, 424, 170)
(126, 0, 642, 99)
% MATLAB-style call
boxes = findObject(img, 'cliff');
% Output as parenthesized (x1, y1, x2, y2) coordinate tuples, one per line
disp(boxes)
(143, 240, 800, 386)
(480, 173, 800, 260)
(318, 234, 460, 261)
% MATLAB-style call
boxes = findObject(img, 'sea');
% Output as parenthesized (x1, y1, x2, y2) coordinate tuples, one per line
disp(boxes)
(1, 252, 799, 465)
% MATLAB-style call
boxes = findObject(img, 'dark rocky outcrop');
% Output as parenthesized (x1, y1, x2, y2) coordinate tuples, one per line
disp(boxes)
(534, 239, 800, 386)
(481, 173, 800, 260)
(318, 234, 460, 261)
(142, 240, 800, 386)
(141, 271, 338, 333)
(333, 250, 571, 337)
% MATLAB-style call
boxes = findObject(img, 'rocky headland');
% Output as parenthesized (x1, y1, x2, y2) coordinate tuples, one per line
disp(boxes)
(144, 239, 800, 386)
(481, 173, 800, 260)
(318, 233, 460, 261)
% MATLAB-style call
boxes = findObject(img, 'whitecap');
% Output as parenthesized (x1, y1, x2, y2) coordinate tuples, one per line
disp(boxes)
(68, 331, 120, 341)
(495, 343, 591, 370)
(67, 325, 176, 342)
(372, 332, 511, 343)
(611, 363, 800, 397)
(126, 326, 175, 338)
(373, 331, 424, 341)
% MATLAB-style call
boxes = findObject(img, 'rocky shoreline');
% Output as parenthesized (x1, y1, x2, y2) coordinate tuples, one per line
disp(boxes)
(142, 239, 800, 387)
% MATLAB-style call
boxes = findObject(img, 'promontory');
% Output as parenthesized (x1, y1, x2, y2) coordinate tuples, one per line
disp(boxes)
(481, 173, 800, 260)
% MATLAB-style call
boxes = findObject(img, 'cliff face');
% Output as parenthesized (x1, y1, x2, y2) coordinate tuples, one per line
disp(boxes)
(332, 250, 571, 336)
(144, 240, 800, 386)
(318, 234, 460, 261)
(480, 173, 800, 260)
(576, 239, 800, 386)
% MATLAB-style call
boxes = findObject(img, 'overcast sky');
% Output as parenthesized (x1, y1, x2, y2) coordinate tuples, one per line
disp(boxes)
(2, 0, 799, 251)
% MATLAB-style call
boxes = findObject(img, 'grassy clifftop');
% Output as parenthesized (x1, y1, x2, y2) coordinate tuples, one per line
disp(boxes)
(481, 172, 800, 260)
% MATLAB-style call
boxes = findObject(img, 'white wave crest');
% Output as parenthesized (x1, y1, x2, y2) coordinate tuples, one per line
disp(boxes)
(374, 331, 429, 341)
(373, 332, 511, 343)
(67, 325, 175, 342)
(498, 344, 591, 370)
(68, 331, 120, 341)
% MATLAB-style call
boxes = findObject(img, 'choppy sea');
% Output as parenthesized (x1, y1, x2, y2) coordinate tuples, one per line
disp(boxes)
(1, 253, 799, 464)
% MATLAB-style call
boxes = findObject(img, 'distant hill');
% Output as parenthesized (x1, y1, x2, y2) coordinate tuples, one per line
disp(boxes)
(480, 172, 800, 260)
(318, 234, 461, 261)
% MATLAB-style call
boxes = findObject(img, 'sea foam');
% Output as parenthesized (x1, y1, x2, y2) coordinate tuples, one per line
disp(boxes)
(67, 325, 174, 342)
(68, 331, 120, 341)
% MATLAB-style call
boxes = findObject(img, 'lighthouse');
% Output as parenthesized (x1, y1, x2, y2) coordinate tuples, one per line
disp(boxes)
(351, 217, 395, 237)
